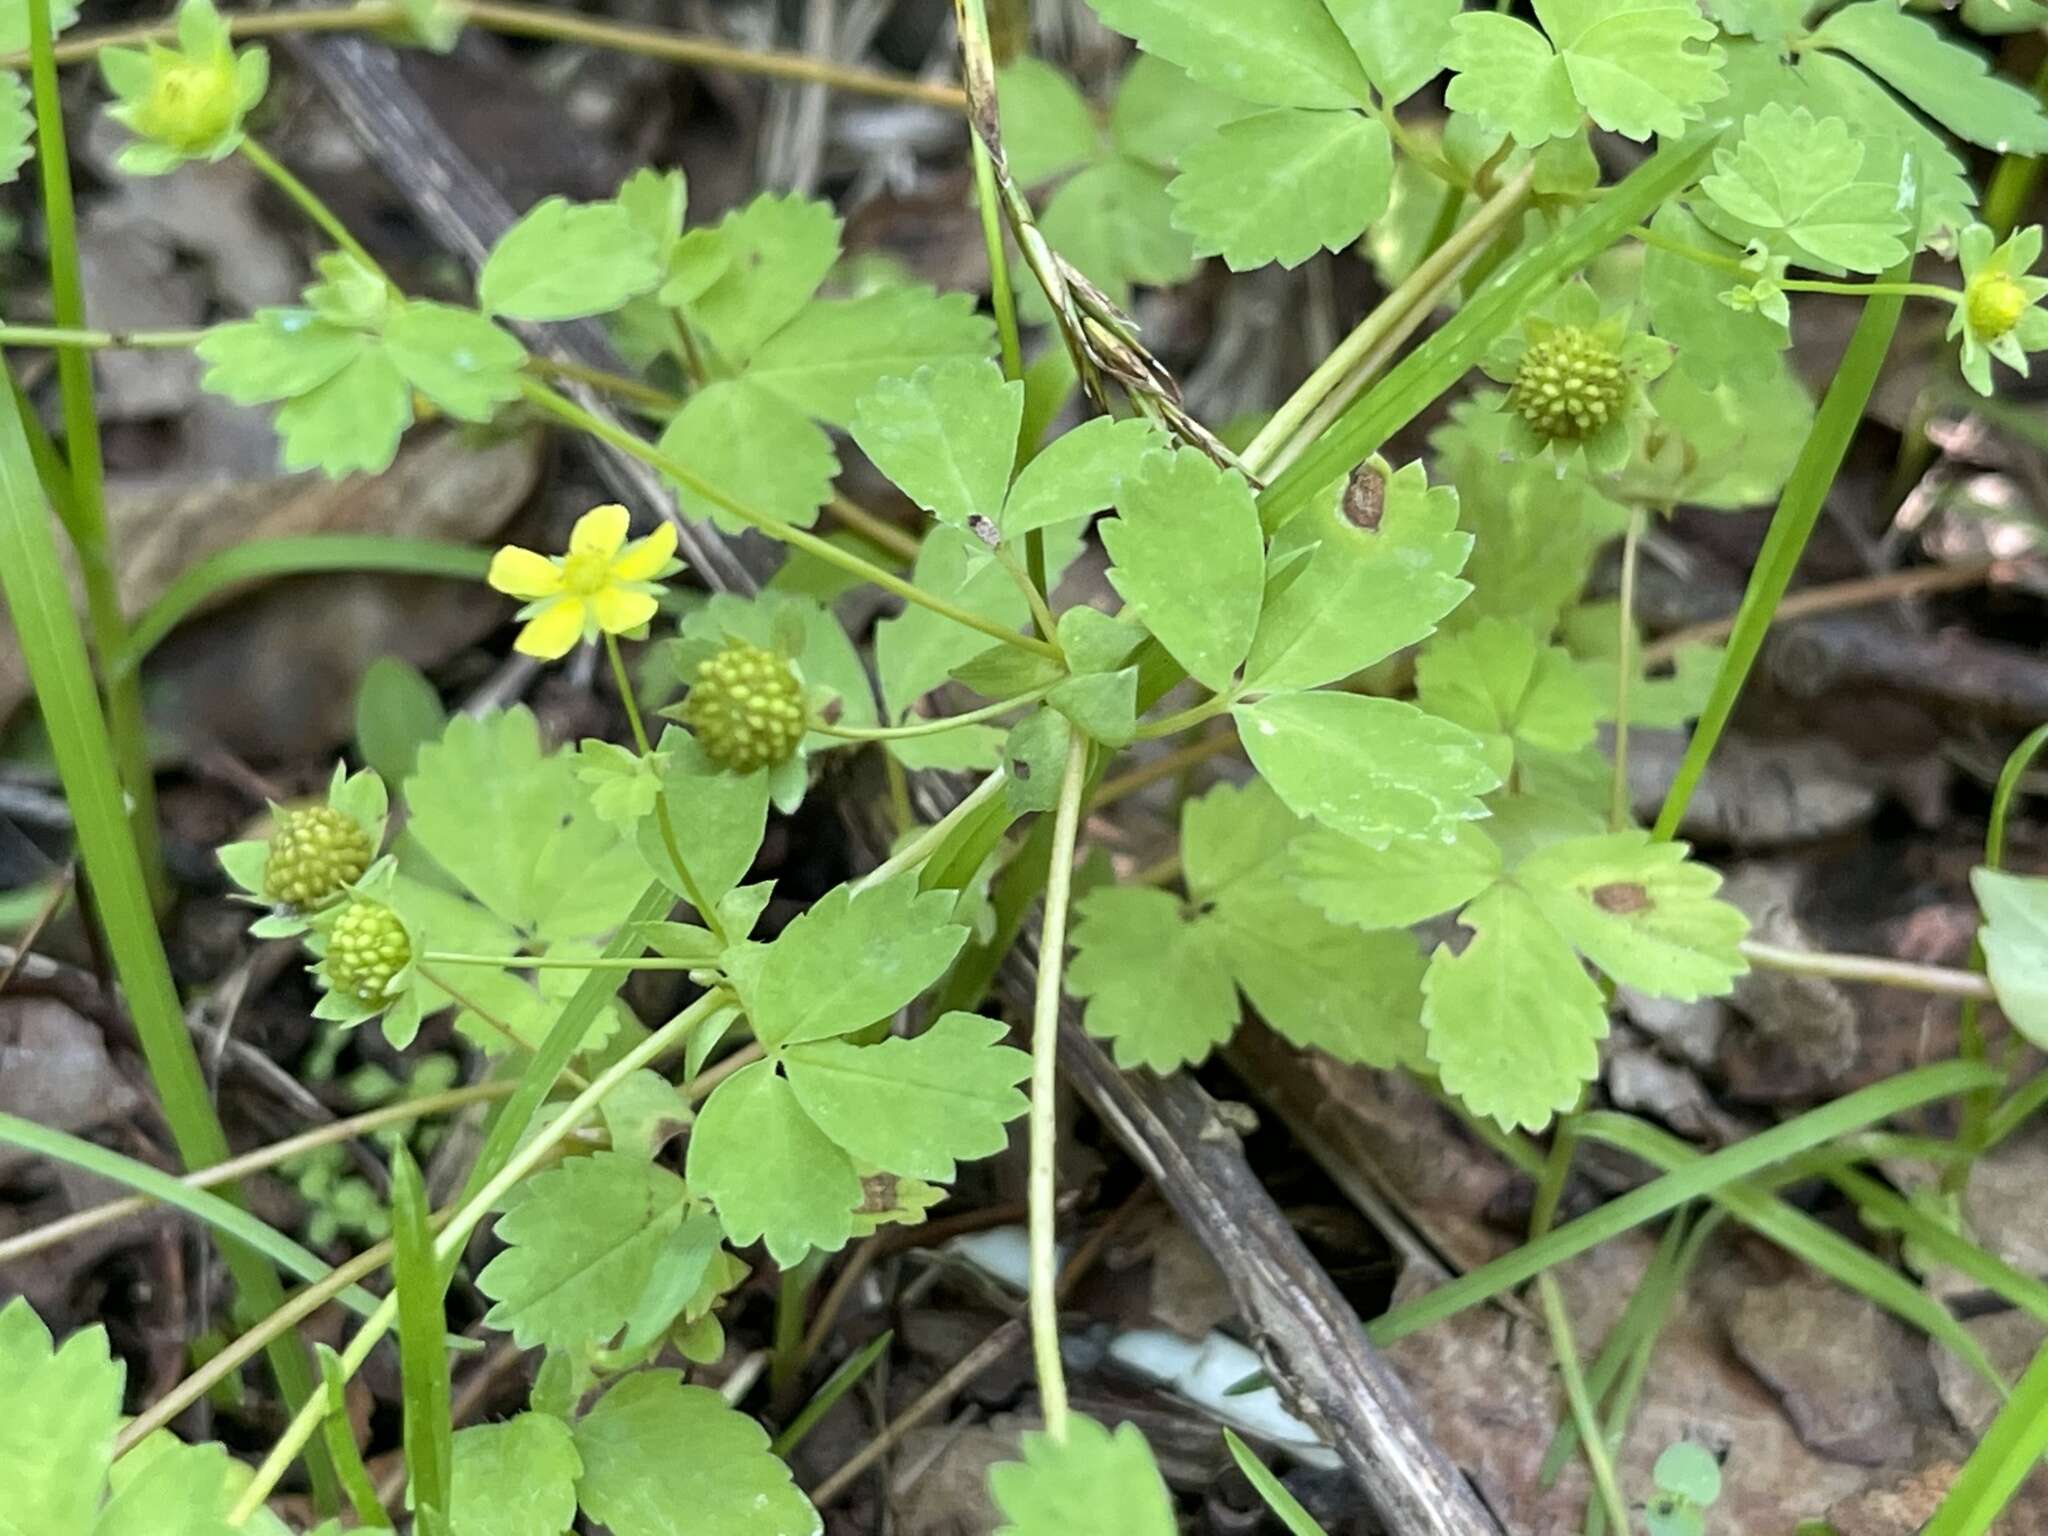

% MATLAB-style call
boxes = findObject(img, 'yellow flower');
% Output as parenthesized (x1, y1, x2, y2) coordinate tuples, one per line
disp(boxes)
(487, 504, 679, 660)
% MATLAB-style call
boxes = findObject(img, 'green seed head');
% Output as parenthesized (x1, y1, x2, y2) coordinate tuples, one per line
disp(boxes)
(134, 56, 240, 152)
(1967, 270, 2028, 343)
(323, 901, 411, 1007)
(263, 805, 373, 908)
(684, 642, 807, 773)
(1511, 325, 1628, 444)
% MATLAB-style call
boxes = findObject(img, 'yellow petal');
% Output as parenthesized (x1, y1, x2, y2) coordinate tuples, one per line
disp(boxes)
(590, 587, 659, 636)
(514, 597, 587, 659)
(487, 545, 562, 600)
(569, 503, 631, 560)
(608, 521, 678, 583)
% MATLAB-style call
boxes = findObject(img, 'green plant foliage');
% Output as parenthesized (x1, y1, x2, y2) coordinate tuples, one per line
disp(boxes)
(1702, 105, 1910, 273)
(989, 1416, 1177, 1536)
(1974, 868, 2048, 1048)
(99, 0, 267, 174)
(1415, 617, 1602, 781)
(479, 195, 663, 322)
(1807, 1, 2048, 155)
(1169, 107, 1391, 271)
(448, 1414, 580, 1536)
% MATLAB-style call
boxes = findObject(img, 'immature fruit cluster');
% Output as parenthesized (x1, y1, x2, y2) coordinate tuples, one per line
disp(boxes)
(684, 642, 806, 772)
(1511, 325, 1628, 444)
(1968, 270, 2028, 343)
(134, 58, 241, 152)
(324, 901, 411, 1007)
(263, 806, 373, 907)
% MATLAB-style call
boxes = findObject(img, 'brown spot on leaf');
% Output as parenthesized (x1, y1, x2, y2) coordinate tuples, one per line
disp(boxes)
(1593, 881, 1652, 915)
(1342, 464, 1386, 531)
(860, 1173, 899, 1213)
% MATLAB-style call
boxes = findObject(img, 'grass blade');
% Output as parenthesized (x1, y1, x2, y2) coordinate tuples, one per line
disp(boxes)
(1652, 240, 1912, 839)
(392, 1146, 453, 1532)
(0, 383, 329, 1485)
(1922, 1332, 2048, 1536)
(117, 536, 493, 673)
(771, 1329, 894, 1458)
(1366, 1061, 1997, 1345)
(0, 1111, 385, 1318)
(1257, 139, 1713, 529)
(318, 1344, 394, 1531)
(1224, 1429, 1330, 1536)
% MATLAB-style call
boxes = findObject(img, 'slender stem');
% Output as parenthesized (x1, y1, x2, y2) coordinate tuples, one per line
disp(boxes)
(27, 0, 165, 907)
(422, 950, 704, 971)
(826, 494, 920, 564)
(1740, 939, 1995, 1000)
(229, 989, 732, 1521)
(814, 685, 1054, 742)
(526, 355, 681, 413)
(1089, 729, 1239, 812)
(1240, 164, 1537, 481)
(0, 323, 208, 350)
(853, 767, 1008, 892)
(1612, 507, 1647, 831)
(605, 632, 729, 944)
(239, 138, 391, 283)
(0, 1082, 512, 1269)
(522, 379, 1057, 658)
(1026, 731, 1089, 1443)
(1628, 224, 1960, 306)
(1134, 689, 1236, 742)
(1986, 54, 2048, 240)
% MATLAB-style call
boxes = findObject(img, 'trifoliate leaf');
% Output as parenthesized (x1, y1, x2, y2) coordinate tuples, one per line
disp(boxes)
(656, 378, 837, 536)
(1037, 158, 1195, 311)
(679, 193, 841, 366)
(1415, 617, 1601, 780)
(1702, 106, 1909, 273)
(1422, 881, 1607, 1132)
(1233, 693, 1498, 850)
(1290, 820, 1504, 932)
(1169, 107, 1389, 271)
(448, 1415, 578, 1536)
(195, 310, 366, 403)
(405, 707, 648, 942)
(476, 1152, 699, 1352)
(1796, 49, 1975, 244)
(0, 1299, 121, 1534)
(1066, 885, 1239, 1072)
(573, 1372, 821, 1536)
(1810, 1, 2048, 155)
(479, 196, 662, 321)
(1001, 415, 1163, 538)
(742, 287, 993, 427)
(1085, 0, 1373, 110)
(1641, 204, 1788, 388)
(851, 359, 1021, 530)
(381, 301, 528, 421)
(1102, 449, 1264, 691)
(1322, 0, 1461, 106)
(1108, 54, 1250, 168)
(730, 873, 967, 1051)
(989, 1417, 1176, 1536)
(1245, 459, 1472, 693)
(999, 58, 1100, 186)
(1518, 832, 1750, 1000)
(1447, 0, 1725, 145)
(783, 1012, 1029, 1181)
(686, 1060, 861, 1265)
(1185, 780, 1428, 1067)
(1972, 868, 2048, 1049)
(273, 346, 412, 476)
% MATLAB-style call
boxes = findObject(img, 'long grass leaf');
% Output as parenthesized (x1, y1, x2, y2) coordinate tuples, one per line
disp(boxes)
(392, 1147, 453, 1531)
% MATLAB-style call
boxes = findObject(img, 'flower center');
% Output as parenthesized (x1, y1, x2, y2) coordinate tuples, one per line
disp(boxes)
(560, 549, 612, 596)
(139, 59, 238, 149)
(1968, 271, 2028, 343)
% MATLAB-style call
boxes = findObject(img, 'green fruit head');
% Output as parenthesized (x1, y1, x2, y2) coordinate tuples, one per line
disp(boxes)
(1510, 325, 1628, 444)
(262, 805, 373, 908)
(683, 641, 806, 773)
(323, 900, 411, 1007)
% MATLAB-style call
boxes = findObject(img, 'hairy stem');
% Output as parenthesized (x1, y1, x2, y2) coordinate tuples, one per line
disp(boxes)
(1740, 939, 1995, 1000)
(1027, 730, 1090, 1442)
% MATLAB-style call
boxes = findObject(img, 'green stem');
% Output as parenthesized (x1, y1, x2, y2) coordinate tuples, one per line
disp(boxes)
(853, 766, 1008, 892)
(1739, 939, 1994, 999)
(605, 633, 728, 943)
(1985, 54, 2048, 240)
(522, 379, 1057, 659)
(1027, 730, 1090, 1443)
(0, 323, 209, 350)
(813, 685, 1054, 742)
(1612, 506, 1646, 831)
(27, 0, 166, 909)
(1134, 689, 1237, 741)
(230, 987, 732, 1523)
(1241, 164, 1536, 482)
(239, 137, 392, 282)
(1653, 231, 1913, 840)
(422, 951, 704, 971)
